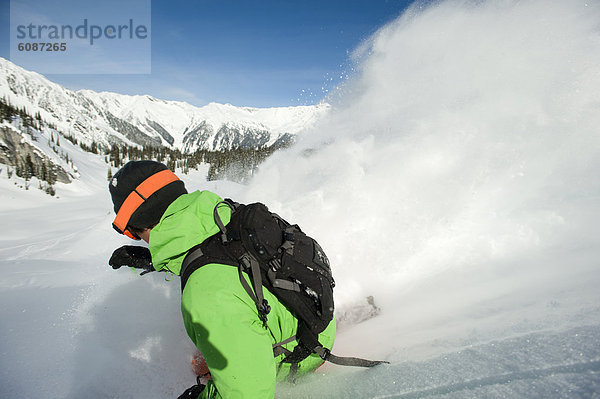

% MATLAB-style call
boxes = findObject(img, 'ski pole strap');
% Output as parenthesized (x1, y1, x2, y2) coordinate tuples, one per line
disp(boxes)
(313, 346, 390, 368)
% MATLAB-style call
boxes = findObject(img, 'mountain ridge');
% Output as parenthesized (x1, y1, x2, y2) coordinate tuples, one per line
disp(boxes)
(0, 58, 329, 152)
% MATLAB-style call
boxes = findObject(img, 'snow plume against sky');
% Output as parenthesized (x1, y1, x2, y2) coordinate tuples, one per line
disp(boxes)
(0, 0, 413, 107)
(247, 0, 600, 386)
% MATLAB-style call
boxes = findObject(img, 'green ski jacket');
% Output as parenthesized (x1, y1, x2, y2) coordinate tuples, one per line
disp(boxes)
(148, 190, 336, 399)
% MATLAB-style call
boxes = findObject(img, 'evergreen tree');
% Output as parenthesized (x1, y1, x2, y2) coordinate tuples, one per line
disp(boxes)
(41, 162, 48, 182)
(45, 184, 56, 196)
(24, 154, 34, 181)
(167, 158, 176, 171)
(46, 161, 57, 185)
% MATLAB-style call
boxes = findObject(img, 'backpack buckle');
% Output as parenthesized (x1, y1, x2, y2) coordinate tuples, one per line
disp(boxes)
(258, 299, 271, 328)
(259, 299, 271, 315)
(314, 346, 331, 361)
(239, 254, 251, 271)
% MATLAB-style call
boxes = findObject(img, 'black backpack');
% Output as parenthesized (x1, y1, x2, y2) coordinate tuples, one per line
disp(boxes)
(180, 200, 387, 377)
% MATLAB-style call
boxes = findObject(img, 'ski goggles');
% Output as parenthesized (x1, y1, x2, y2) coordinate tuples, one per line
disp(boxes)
(112, 169, 180, 240)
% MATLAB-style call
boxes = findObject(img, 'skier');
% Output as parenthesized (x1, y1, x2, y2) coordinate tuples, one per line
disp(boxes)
(108, 160, 337, 398)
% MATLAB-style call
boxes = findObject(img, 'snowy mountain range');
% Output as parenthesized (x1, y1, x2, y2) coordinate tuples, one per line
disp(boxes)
(0, 58, 329, 152)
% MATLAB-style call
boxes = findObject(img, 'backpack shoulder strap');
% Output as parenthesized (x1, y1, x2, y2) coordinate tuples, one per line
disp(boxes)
(180, 245, 206, 291)
(180, 199, 243, 291)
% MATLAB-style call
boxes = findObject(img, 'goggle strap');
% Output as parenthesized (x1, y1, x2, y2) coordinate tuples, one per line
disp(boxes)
(112, 169, 179, 233)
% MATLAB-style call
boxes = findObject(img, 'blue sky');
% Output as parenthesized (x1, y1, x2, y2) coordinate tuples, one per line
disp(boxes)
(1, 0, 413, 107)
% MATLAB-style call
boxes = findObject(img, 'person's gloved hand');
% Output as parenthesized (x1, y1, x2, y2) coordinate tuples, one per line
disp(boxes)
(109, 245, 154, 274)
(177, 377, 206, 399)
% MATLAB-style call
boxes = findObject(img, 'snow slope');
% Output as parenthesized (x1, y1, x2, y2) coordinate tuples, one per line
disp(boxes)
(1, 0, 600, 398)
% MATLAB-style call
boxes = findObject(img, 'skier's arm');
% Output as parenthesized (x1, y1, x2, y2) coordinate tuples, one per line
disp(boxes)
(182, 280, 276, 398)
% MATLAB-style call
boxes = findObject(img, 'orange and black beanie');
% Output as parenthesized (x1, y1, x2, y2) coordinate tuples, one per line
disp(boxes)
(109, 160, 187, 229)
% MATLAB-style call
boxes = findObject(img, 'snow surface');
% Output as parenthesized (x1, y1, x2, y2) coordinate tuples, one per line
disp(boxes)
(2, 0, 600, 398)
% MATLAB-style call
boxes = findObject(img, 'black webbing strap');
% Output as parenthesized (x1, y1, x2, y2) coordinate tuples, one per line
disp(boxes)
(287, 322, 389, 369)
(180, 246, 205, 291)
(213, 201, 232, 243)
(313, 346, 389, 367)
(272, 335, 296, 357)
(281, 321, 316, 365)
(181, 247, 204, 273)
(267, 268, 301, 292)
(237, 265, 256, 302)
(238, 254, 270, 328)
